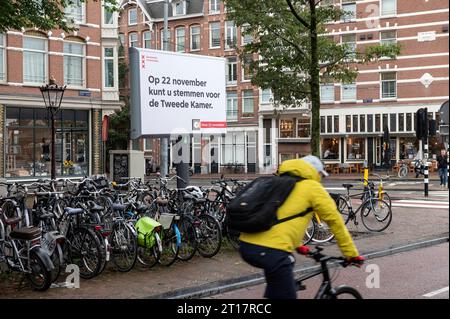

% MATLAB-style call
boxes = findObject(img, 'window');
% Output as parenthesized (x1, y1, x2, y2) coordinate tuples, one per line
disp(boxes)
(352, 114, 358, 132)
(241, 24, 253, 45)
(334, 115, 339, 133)
(280, 119, 295, 138)
(104, 47, 115, 88)
(367, 114, 373, 132)
(360, 115, 365, 132)
(406, 113, 412, 131)
(346, 115, 351, 132)
(389, 113, 397, 132)
(226, 57, 237, 85)
(65, 0, 84, 23)
(382, 113, 388, 131)
(242, 90, 254, 117)
(64, 40, 85, 87)
(129, 33, 138, 47)
(144, 138, 153, 151)
(298, 116, 311, 137)
(104, 4, 114, 25)
(160, 29, 171, 50)
(119, 33, 125, 47)
(381, 0, 396, 16)
(320, 84, 335, 103)
(128, 8, 137, 25)
(321, 0, 334, 6)
(322, 138, 339, 160)
(341, 1, 356, 22)
(227, 92, 238, 121)
(23, 35, 47, 84)
(375, 114, 381, 131)
(0, 34, 5, 81)
(320, 116, 326, 133)
(143, 31, 151, 49)
(209, 0, 220, 14)
(399, 113, 405, 131)
(261, 89, 273, 103)
(242, 55, 253, 81)
(347, 137, 365, 160)
(225, 21, 237, 49)
(327, 116, 333, 133)
(380, 30, 397, 45)
(174, 1, 185, 16)
(190, 25, 201, 51)
(341, 83, 356, 101)
(381, 72, 396, 99)
(342, 34, 356, 59)
(209, 22, 221, 48)
(175, 27, 185, 52)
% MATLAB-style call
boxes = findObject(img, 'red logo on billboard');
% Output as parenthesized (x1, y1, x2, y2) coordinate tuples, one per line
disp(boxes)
(200, 121, 227, 129)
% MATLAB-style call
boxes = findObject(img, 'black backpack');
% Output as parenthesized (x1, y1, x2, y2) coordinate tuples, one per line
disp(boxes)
(226, 174, 313, 233)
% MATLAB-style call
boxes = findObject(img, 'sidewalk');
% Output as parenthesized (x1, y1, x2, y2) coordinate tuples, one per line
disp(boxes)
(0, 205, 448, 299)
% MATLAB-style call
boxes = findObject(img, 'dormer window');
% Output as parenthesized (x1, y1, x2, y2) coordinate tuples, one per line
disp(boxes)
(173, 0, 186, 16)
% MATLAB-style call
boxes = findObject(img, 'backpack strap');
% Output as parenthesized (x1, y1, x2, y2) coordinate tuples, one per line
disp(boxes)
(275, 207, 314, 225)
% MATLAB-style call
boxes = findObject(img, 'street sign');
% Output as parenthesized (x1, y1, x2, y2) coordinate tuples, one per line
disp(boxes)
(129, 48, 227, 138)
(79, 90, 91, 97)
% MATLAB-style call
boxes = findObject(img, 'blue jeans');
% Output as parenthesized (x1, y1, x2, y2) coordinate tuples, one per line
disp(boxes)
(438, 168, 448, 186)
(239, 241, 296, 299)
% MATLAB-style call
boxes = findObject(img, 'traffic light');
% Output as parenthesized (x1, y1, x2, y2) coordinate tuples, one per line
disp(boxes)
(416, 108, 428, 139)
(428, 119, 437, 136)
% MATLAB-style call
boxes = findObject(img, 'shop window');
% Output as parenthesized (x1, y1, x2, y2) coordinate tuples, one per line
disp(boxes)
(280, 119, 295, 138)
(321, 138, 339, 160)
(298, 116, 311, 137)
(347, 137, 365, 160)
(346, 115, 351, 132)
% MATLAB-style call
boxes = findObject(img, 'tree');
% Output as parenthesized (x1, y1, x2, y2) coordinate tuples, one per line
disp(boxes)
(0, 0, 118, 33)
(224, 0, 400, 156)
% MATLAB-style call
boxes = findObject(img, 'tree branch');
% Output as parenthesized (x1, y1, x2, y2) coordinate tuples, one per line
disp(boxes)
(285, 0, 310, 29)
(271, 29, 307, 58)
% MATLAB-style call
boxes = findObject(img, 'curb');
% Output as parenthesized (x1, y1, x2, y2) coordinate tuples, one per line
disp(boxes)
(145, 235, 449, 299)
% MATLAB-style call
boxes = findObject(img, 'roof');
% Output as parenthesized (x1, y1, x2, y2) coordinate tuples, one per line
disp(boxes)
(144, 0, 204, 20)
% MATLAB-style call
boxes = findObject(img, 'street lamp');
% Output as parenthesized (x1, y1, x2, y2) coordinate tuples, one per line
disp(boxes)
(40, 76, 66, 180)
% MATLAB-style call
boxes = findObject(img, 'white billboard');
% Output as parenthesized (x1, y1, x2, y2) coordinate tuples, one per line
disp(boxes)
(129, 48, 227, 138)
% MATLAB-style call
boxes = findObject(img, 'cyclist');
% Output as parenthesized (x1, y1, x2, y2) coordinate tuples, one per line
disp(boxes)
(239, 155, 364, 299)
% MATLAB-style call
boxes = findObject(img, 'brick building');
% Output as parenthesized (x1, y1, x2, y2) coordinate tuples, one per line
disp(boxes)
(260, 0, 449, 170)
(118, 0, 259, 174)
(0, 0, 122, 179)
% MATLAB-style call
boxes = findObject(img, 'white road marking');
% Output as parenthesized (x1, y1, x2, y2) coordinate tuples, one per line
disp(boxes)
(423, 287, 449, 297)
(325, 187, 345, 191)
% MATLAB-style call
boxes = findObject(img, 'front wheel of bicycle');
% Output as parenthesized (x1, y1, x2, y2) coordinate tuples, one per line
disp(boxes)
(361, 199, 392, 232)
(196, 214, 222, 258)
(324, 285, 363, 299)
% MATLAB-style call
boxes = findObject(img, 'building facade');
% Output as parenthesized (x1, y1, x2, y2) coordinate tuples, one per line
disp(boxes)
(118, 0, 260, 174)
(260, 0, 449, 171)
(0, 0, 122, 180)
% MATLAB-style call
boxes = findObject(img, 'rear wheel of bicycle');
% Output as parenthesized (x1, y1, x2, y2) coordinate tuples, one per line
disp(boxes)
(398, 166, 408, 178)
(137, 245, 159, 268)
(336, 196, 352, 224)
(177, 219, 198, 261)
(110, 222, 138, 272)
(67, 227, 103, 279)
(27, 250, 52, 291)
(361, 199, 392, 232)
(302, 218, 315, 245)
(196, 214, 222, 258)
(50, 244, 63, 282)
(226, 226, 240, 250)
(158, 227, 179, 266)
(324, 285, 363, 299)
(311, 219, 334, 243)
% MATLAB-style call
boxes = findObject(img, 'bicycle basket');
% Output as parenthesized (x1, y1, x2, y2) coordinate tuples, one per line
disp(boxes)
(159, 213, 176, 230)
(135, 216, 161, 248)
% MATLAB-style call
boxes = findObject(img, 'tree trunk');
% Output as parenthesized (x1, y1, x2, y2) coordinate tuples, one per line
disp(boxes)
(309, 0, 321, 158)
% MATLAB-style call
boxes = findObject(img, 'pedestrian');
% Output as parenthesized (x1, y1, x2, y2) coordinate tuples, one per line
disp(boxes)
(436, 149, 448, 188)
(238, 155, 364, 299)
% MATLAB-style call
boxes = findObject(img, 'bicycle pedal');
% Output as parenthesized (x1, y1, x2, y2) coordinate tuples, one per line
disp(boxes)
(295, 282, 306, 291)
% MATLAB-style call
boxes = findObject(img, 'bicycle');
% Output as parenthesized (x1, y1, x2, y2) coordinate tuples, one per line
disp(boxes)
(397, 161, 409, 178)
(333, 183, 393, 232)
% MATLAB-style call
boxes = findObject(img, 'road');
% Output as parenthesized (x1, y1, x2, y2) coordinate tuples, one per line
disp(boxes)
(207, 243, 449, 299)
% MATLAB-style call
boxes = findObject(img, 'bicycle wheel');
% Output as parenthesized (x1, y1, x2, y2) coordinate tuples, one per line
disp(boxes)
(67, 227, 103, 279)
(398, 166, 408, 178)
(137, 244, 159, 268)
(226, 226, 240, 250)
(196, 214, 222, 258)
(311, 219, 334, 243)
(323, 285, 363, 299)
(177, 218, 198, 261)
(27, 250, 52, 291)
(336, 196, 352, 224)
(302, 218, 315, 245)
(361, 199, 392, 232)
(158, 227, 179, 266)
(110, 222, 138, 272)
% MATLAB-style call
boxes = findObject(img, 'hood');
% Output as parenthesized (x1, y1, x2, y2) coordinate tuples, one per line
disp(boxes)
(278, 159, 321, 182)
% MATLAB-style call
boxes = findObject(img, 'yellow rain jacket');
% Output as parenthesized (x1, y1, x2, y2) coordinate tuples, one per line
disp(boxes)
(239, 159, 359, 258)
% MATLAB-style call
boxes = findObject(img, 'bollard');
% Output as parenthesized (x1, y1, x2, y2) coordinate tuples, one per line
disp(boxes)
(423, 139, 429, 197)
(363, 161, 369, 188)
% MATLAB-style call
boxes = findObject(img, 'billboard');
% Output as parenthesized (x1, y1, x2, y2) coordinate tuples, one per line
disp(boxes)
(129, 48, 227, 138)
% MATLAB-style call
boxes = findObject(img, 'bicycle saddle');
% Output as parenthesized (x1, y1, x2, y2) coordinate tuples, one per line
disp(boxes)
(64, 207, 84, 215)
(10, 227, 41, 241)
(37, 212, 55, 220)
(112, 203, 127, 211)
(342, 184, 354, 189)
(89, 204, 105, 212)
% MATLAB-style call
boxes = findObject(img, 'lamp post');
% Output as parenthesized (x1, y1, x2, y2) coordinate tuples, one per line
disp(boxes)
(40, 77, 66, 180)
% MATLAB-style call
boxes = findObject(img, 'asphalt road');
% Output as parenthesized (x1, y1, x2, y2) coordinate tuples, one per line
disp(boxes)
(207, 243, 449, 299)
